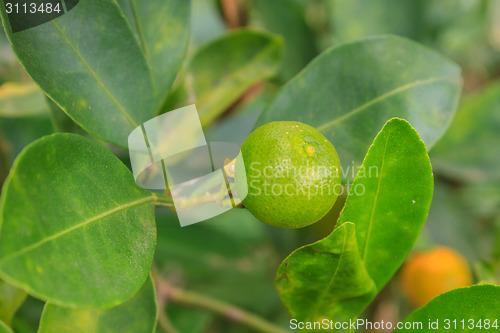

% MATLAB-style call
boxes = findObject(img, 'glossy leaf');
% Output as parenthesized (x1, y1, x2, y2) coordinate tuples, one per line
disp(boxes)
(0, 0, 155, 148)
(167, 29, 283, 127)
(39, 278, 157, 333)
(0, 134, 156, 307)
(118, 0, 191, 108)
(396, 285, 500, 332)
(431, 80, 500, 182)
(0, 83, 47, 118)
(276, 223, 377, 325)
(257, 35, 462, 173)
(0, 280, 26, 326)
(0, 321, 12, 333)
(248, 0, 317, 81)
(337, 118, 434, 290)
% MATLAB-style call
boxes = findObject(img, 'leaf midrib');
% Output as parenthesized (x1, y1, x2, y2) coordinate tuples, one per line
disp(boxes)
(0, 196, 154, 265)
(316, 75, 458, 133)
(49, 16, 140, 129)
(361, 129, 390, 263)
(307, 227, 348, 320)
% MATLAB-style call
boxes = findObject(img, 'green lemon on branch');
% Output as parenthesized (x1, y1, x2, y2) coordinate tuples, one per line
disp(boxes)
(236, 121, 342, 228)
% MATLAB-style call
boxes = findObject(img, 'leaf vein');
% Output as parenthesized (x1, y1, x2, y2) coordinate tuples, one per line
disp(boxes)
(49, 20, 139, 128)
(309, 228, 348, 320)
(316, 75, 457, 133)
(361, 129, 391, 261)
(0, 196, 154, 265)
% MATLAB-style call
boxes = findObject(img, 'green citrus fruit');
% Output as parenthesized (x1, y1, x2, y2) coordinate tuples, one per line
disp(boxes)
(235, 121, 341, 228)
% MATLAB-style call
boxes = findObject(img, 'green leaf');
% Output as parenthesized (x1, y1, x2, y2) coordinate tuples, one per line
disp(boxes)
(0, 134, 156, 308)
(38, 277, 157, 333)
(0, 83, 47, 118)
(337, 118, 434, 290)
(431, 80, 500, 182)
(257, 35, 462, 174)
(248, 0, 318, 81)
(0, 0, 155, 148)
(118, 0, 191, 108)
(396, 285, 500, 332)
(275, 222, 377, 325)
(0, 280, 27, 326)
(167, 29, 283, 127)
(0, 321, 12, 333)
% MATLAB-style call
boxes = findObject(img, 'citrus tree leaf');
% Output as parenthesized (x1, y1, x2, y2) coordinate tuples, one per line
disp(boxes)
(0, 321, 12, 333)
(396, 285, 500, 332)
(167, 29, 283, 127)
(118, 0, 191, 108)
(431, 80, 500, 182)
(0, 280, 26, 326)
(275, 222, 377, 326)
(0, 83, 47, 118)
(0, 0, 155, 148)
(337, 118, 434, 290)
(39, 277, 157, 333)
(257, 35, 461, 173)
(0, 134, 156, 308)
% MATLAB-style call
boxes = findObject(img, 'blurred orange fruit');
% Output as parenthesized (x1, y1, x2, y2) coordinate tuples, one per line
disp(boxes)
(401, 246, 472, 307)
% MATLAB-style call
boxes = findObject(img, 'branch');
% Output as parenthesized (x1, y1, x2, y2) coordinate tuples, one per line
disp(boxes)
(156, 279, 290, 333)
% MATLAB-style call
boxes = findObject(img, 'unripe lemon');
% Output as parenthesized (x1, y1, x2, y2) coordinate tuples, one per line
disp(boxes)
(401, 246, 472, 307)
(235, 121, 341, 228)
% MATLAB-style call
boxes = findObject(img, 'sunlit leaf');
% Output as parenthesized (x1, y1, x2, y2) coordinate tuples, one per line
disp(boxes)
(0, 134, 156, 307)
(337, 118, 434, 290)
